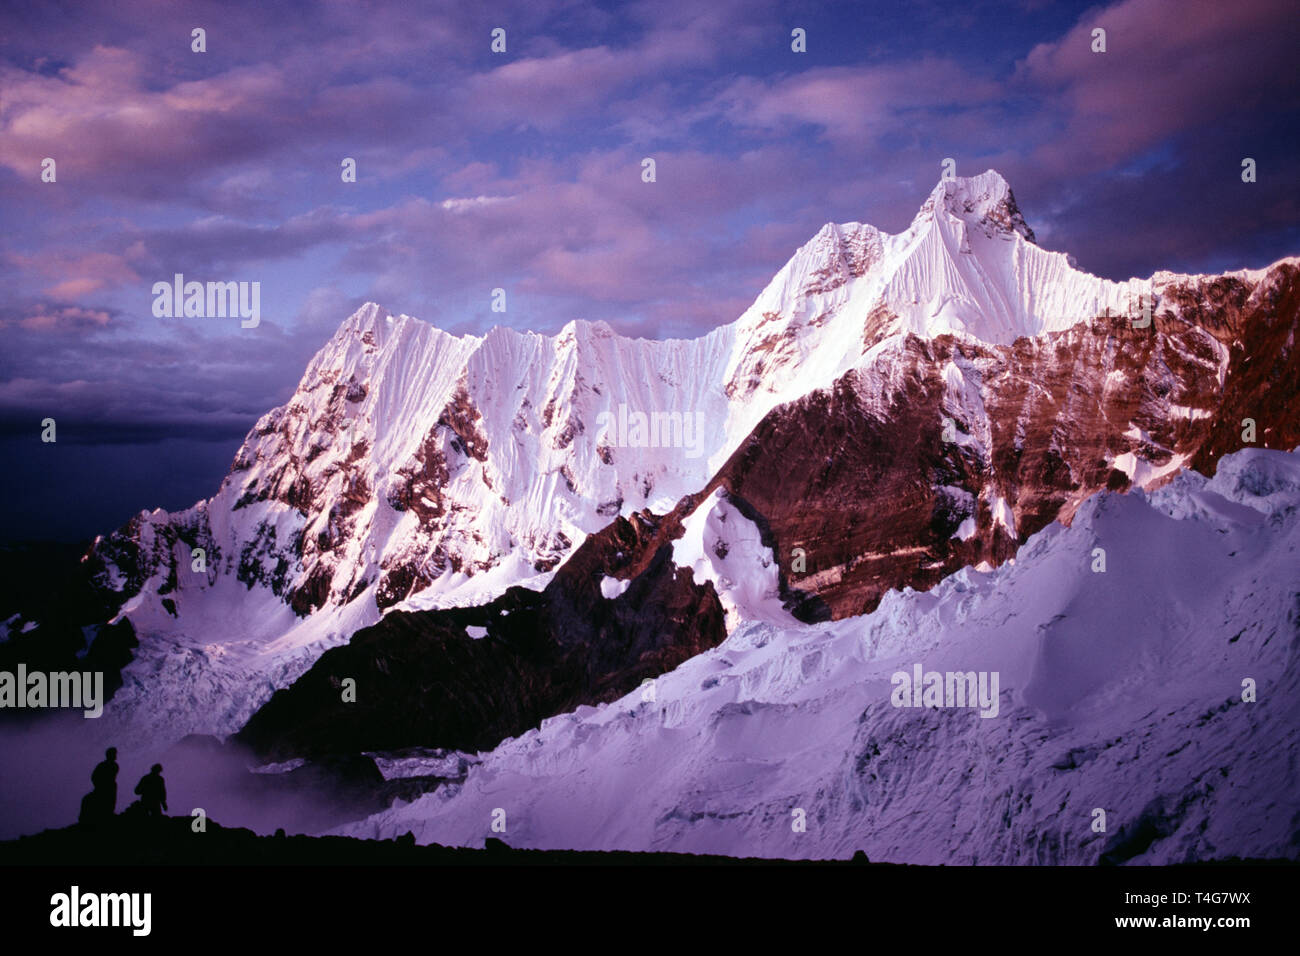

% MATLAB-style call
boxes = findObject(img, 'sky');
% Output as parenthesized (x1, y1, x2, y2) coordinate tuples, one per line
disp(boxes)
(1, 0, 1297, 542)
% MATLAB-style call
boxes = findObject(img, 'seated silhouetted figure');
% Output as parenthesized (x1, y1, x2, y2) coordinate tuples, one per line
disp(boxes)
(80, 747, 119, 824)
(134, 764, 167, 819)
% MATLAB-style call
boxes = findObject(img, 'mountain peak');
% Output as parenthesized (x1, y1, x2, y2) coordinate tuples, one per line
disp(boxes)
(335, 301, 389, 339)
(921, 169, 1036, 244)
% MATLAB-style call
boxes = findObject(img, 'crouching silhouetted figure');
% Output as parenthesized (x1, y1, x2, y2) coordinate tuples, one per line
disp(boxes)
(79, 747, 119, 825)
(134, 764, 168, 819)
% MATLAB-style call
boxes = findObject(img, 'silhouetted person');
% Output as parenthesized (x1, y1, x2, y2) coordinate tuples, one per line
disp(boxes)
(134, 764, 167, 818)
(80, 747, 119, 824)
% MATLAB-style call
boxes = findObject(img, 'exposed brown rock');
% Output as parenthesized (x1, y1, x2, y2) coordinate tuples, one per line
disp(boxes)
(236, 517, 727, 759)
(681, 264, 1300, 618)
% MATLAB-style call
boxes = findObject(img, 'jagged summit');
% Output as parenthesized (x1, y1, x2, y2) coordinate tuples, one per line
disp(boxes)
(332, 172, 1047, 355)
(336, 300, 388, 339)
(333, 170, 1270, 366)
(917, 169, 1037, 243)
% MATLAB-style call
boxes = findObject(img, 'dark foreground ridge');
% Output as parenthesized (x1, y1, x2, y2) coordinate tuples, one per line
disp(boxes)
(0, 814, 889, 866)
(3, 816, 1290, 868)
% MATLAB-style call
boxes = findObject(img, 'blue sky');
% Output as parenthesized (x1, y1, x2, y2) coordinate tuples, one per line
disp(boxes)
(1, 0, 1297, 540)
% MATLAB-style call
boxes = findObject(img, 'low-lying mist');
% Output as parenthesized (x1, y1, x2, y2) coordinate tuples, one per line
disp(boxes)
(0, 712, 396, 842)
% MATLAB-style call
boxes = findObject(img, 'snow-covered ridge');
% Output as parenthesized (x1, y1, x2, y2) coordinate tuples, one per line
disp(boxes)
(98, 170, 1295, 621)
(82, 171, 1296, 756)
(339, 447, 1300, 864)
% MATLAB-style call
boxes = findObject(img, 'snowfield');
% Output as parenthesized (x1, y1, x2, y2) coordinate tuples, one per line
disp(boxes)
(338, 448, 1300, 864)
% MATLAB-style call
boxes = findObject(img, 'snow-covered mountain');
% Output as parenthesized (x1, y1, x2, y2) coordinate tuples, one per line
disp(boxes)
(338, 447, 1300, 864)
(76, 170, 1300, 752)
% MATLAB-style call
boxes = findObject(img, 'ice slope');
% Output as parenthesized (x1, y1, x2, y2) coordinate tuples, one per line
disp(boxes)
(339, 448, 1300, 864)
